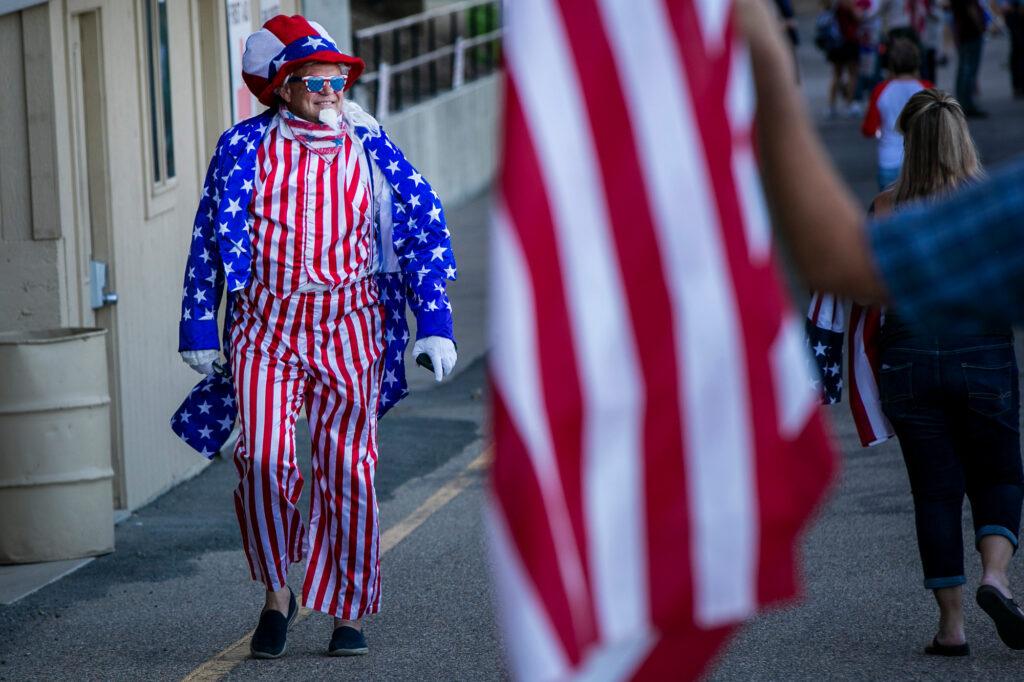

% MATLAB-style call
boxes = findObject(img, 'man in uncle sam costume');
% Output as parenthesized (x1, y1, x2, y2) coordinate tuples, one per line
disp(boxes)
(170, 15, 457, 659)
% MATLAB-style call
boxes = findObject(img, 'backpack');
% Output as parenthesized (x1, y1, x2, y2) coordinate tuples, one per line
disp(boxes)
(814, 9, 844, 53)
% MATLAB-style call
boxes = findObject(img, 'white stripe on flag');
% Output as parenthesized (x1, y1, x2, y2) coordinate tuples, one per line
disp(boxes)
(505, 0, 649, 641)
(809, 292, 848, 333)
(598, 0, 757, 625)
(851, 311, 894, 445)
(694, 0, 730, 53)
(727, 44, 772, 264)
(574, 632, 655, 682)
(771, 314, 820, 439)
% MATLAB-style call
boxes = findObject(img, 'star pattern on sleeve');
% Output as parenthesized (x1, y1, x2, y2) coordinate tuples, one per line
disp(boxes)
(179, 113, 270, 354)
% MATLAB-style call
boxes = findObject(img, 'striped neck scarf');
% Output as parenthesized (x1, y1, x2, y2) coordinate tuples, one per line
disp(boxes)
(279, 105, 348, 158)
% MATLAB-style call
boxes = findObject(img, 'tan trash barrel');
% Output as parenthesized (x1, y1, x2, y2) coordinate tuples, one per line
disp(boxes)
(0, 328, 115, 563)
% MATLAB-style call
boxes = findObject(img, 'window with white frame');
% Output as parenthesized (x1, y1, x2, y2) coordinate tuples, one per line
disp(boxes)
(143, 0, 175, 185)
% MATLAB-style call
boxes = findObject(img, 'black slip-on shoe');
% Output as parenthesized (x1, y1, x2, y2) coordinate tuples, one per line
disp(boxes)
(250, 590, 298, 659)
(327, 626, 369, 656)
(924, 637, 970, 657)
(977, 585, 1024, 650)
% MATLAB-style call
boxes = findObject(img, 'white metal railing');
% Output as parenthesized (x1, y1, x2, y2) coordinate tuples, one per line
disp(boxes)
(353, 0, 496, 41)
(351, 0, 502, 118)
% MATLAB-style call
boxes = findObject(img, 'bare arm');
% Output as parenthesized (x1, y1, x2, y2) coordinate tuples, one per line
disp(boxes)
(737, 0, 888, 303)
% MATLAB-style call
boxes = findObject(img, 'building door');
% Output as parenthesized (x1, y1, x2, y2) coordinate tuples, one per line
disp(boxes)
(67, 7, 126, 511)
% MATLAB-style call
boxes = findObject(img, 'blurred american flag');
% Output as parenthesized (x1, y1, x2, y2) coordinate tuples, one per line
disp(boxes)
(488, 0, 837, 679)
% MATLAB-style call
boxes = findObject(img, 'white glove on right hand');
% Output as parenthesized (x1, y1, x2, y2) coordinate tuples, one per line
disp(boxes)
(412, 336, 457, 382)
(180, 349, 221, 376)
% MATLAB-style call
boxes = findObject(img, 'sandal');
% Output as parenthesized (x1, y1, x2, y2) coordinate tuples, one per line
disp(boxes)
(924, 637, 969, 657)
(976, 585, 1024, 650)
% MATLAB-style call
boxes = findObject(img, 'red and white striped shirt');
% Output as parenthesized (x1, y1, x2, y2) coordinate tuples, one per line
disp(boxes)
(248, 114, 374, 298)
(861, 77, 933, 170)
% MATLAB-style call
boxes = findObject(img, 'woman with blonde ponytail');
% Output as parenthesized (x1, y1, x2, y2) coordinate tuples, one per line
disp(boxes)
(891, 90, 984, 204)
(875, 88, 1024, 658)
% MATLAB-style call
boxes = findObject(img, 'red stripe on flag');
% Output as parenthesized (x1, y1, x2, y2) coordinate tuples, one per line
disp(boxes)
(846, 304, 874, 442)
(631, 623, 735, 681)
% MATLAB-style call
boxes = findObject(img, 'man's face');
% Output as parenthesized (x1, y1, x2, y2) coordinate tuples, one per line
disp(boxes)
(277, 62, 345, 123)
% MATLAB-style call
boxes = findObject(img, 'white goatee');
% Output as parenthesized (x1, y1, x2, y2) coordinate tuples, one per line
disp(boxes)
(318, 107, 340, 131)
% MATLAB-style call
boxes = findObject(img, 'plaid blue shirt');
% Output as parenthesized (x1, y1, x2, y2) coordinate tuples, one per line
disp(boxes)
(870, 157, 1024, 330)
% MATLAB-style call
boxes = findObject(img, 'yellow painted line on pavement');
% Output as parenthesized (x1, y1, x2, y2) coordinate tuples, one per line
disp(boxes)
(380, 447, 491, 553)
(182, 446, 492, 682)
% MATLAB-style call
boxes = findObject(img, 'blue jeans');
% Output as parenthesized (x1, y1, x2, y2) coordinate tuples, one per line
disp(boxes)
(956, 38, 984, 112)
(879, 322, 1023, 590)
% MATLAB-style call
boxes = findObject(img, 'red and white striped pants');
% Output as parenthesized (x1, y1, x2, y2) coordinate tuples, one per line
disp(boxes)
(229, 277, 385, 619)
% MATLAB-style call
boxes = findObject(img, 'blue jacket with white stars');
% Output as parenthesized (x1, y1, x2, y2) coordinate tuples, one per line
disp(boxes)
(177, 109, 457, 417)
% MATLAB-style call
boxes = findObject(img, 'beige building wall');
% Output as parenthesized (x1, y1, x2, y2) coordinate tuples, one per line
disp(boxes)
(0, 8, 64, 332)
(0, 0, 299, 515)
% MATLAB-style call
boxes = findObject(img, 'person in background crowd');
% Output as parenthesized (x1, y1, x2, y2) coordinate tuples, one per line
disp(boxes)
(951, 0, 990, 116)
(920, 0, 945, 82)
(862, 39, 932, 189)
(872, 0, 928, 80)
(876, 0, 928, 49)
(856, 0, 884, 99)
(1002, 0, 1024, 97)
(822, 0, 865, 116)
(874, 89, 1024, 656)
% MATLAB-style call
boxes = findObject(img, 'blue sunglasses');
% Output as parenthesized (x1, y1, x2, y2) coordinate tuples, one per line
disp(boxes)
(286, 74, 347, 94)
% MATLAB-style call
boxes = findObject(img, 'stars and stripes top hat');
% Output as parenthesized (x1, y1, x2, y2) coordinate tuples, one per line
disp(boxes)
(242, 15, 365, 107)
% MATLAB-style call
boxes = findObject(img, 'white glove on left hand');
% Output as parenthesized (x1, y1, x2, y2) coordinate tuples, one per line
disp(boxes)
(412, 336, 457, 382)
(180, 349, 221, 376)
